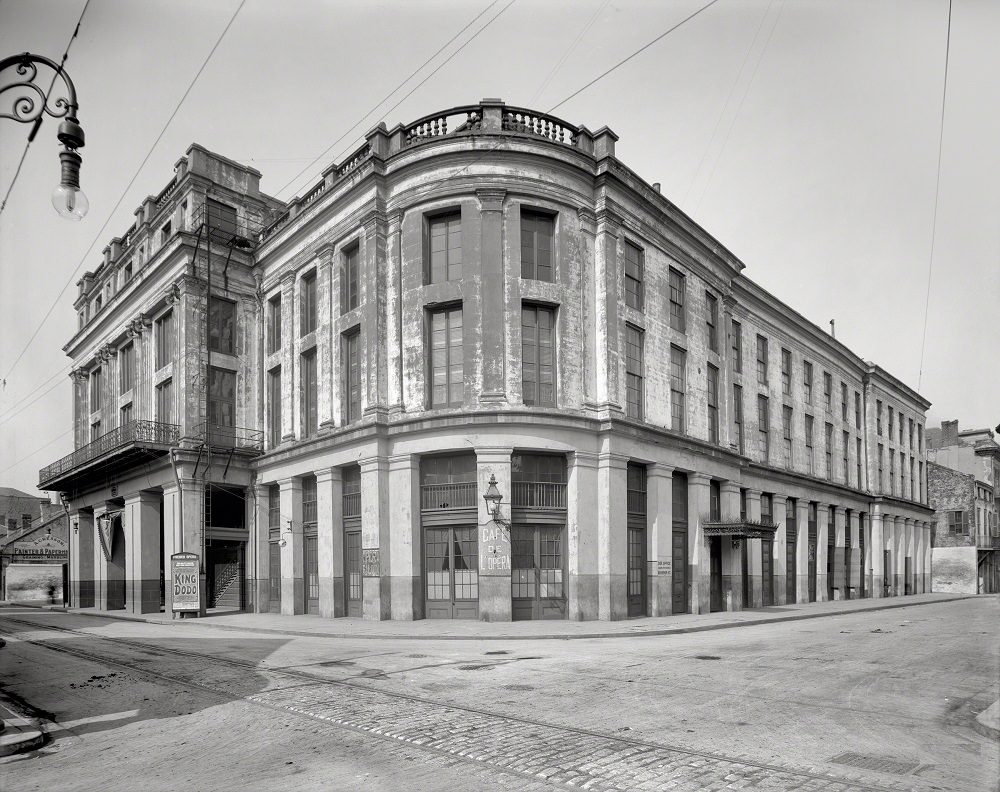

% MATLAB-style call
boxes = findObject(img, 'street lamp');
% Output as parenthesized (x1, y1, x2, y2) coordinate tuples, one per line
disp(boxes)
(1, 52, 88, 219)
(483, 474, 511, 535)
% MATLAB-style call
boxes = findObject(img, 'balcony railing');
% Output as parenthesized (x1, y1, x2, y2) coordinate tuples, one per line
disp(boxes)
(39, 419, 179, 486)
(420, 482, 477, 511)
(192, 422, 264, 453)
(342, 490, 361, 518)
(511, 481, 567, 510)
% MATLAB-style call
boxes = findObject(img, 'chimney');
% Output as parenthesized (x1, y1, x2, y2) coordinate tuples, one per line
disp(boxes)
(941, 420, 959, 446)
(40, 502, 63, 522)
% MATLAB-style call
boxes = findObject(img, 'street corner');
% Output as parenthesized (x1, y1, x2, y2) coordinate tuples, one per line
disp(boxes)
(0, 694, 48, 758)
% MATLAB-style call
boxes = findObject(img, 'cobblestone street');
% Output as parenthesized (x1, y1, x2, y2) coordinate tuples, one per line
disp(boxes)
(1, 597, 997, 791)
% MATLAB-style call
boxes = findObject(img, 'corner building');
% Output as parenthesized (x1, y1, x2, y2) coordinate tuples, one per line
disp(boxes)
(45, 99, 934, 621)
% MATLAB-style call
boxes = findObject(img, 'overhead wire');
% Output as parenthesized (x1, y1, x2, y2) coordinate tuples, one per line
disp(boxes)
(917, 0, 953, 392)
(1, 0, 248, 387)
(0, 0, 91, 219)
(0, 362, 73, 424)
(528, 0, 610, 108)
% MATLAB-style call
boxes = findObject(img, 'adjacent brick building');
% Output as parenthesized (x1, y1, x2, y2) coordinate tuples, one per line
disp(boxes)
(42, 100, 934, 621)
(927, 421, 999, 593)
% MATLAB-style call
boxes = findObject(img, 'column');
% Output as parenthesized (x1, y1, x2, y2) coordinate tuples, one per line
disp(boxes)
(477, 189, 507, 402)
(795, 499, 810, 605)
(870, 507, 885, 598)
(833, 506, 847, 600)
(476, 447, 513, 622)
(385, 210, 405, 415)
(568, 451, 600, 620)
(597, 451, 629, 620)
(721, 481, 743, 611)
(362, 211, 388, 415)
(123, 491, 161, 614)
(279, 271, 296, 440)
(179, 476, 206, 615)
(861, 513, 872, 598)
(816, 503, 830, 602)
(360, 456, 391, 620)
(772, 494, 788, 605)
(387, 454, 420, 620)
(746, 489, 763, 608)
(688, 473, 712, 614)
(279, 477, 304, 615)
(316, 467, 343, 618)
(249, 482, 269, 613)
(924, 523, 933, 593)
(903, 518, 914, 594)
(883, 514, 896, 596)
(71, 509, 95, 608)
(894, 516, 906, 595)
(913, 520, 924, 594)
(92, 505, 110, 610)
(316, 247, 335, 429)
(647, 464, 674, 617)
(593, 210, 621, 412)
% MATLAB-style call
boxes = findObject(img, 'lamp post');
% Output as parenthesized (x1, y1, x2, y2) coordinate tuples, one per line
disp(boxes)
(483, 474, 511, 537)
(1, 52, 88, 219)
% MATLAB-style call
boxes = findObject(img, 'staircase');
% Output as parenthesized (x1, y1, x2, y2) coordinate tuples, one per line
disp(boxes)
(210, 561, 242, 609)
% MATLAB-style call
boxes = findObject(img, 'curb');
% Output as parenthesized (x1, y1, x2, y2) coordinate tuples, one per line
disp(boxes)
(973, 700, 1000, 742)
(5, 595, 979, 642)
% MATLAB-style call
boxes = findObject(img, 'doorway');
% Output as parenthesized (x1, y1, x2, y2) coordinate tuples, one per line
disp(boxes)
(345, 530, 362, 617)
(761, 538, 773, 606)
(709, 536, 723, 612)
(424, 526, 479, 619)
(627, 520, 646, 617)
(511, 525, 565, 620)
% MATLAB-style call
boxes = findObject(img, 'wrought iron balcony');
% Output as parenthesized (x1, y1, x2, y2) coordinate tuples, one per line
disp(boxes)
(39, 419, 179, 489)
(511, 481, 567, 510)
(191, 422, 264, 454)
(420, 482, 477, 511)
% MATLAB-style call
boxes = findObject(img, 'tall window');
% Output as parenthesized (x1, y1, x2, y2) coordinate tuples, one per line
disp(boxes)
(669, 345, 685, 432)
(878, 444, 884, 490)
(625, 324, 644, 420)
(209, 367, 236, 429)
(781, 348, 791, 396)
(757, 395, 769, 461)
(430, 212, 463, 283)
(521, 304, 555, 406)
(842, 430, 850, 482)
(917, 423, 923, 452)
(825, 422, 834, 479)
(908, 418, 914, 448)
(782, 405, 793, 467)
(803, 361, 813, 404)
(761, 493, 773, 525)
(267, 367, 281, 446)
(898, 412, 904, 444)
(623, 241, 643, 310)
(918, 461, 923, 502)
(947, 510, 967, 535)
(119, 343, 134, 394)
(267, 294, 282, 354)
(156, 379, 174, 424)
(91, 421, 102, 441)
(887, 407, 894, 441)
(302, 475, 318, 525)
(300, 271, 317, 336)
(823, 372, 832, 411)
(155, 310, 175, 369)
(840, 382, 848, 422)
(268, 484, 280, 533)
(909, 456, 915, 500)
(300, 350, 317, 436)
(805, 414, 815, 474)
(731, 319, 742, 373)
(209, 297, 236, 354)
(517, 210, 555, 283)
(876, 399, 883, 435)
(706, 293, 719, 352)
(855, 392, 862, 429)
(733, 384, 744, 454)
(857, 438, 863, 488)
(756, 335, 768, 384)
(668, 268, 685, 332)
(90, 367, 102, 413)
(707, 364, 719, 444)
(889, 450, 895, 493)
(344, 328, 361, 422)
(341, 244, 359, 313)
(120, 402, 133, 427)
(430, 306, 464, 408)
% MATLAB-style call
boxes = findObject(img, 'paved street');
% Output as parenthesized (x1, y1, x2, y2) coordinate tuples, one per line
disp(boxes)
(1, 597, 997, 791)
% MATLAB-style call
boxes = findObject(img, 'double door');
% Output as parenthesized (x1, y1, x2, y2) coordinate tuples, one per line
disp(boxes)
(627, 523, 647, 617)
(512, 525, 565, 620)
(345, 530, 362, 617)
(425, 526, 479, 619)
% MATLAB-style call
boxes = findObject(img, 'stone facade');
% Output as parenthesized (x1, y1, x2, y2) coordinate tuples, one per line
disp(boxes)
(44, 100, 935, 621)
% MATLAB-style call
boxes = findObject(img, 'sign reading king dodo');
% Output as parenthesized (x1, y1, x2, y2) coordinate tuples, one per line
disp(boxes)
(170, 552, 201, 612)
(478, 522, 512, 575)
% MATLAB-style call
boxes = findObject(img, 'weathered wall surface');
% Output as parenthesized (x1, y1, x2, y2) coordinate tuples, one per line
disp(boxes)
(931, 547, 977, 593)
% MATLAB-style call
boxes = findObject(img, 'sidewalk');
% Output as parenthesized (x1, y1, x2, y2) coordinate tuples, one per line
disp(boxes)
(19, 591, 984, 642)
(0, 639, 47, 758)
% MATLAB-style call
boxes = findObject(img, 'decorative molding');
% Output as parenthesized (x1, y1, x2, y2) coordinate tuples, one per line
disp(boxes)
(476, 188, 506, 212)
(164, 283, 181, 305)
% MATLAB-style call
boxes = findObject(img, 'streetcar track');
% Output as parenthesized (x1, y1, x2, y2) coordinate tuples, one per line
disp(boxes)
(0, 614, 911, 791)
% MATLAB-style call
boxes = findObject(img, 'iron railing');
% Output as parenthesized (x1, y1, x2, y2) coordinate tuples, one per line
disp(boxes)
(39, 419, 179, 485)
(511, 481, 566, 510)
(192, 422, 264, 453)
(342, 491, 361, 518)
(420, 482, 477, 511)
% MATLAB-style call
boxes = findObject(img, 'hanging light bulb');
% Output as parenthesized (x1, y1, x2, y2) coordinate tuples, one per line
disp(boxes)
(51, 116, 88, 220)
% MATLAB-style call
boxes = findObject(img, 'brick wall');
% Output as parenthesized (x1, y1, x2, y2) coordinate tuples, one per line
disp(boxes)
(927, 462, 974, 547)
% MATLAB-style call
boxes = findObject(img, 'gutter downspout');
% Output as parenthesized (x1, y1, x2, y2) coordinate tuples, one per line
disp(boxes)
(252, 270, 265, 612)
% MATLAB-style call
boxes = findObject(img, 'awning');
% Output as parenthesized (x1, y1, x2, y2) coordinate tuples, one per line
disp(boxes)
(701, 519, 778, 540)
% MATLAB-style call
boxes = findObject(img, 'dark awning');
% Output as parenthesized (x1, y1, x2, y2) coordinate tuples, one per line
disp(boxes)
(702, 519, 778, 540)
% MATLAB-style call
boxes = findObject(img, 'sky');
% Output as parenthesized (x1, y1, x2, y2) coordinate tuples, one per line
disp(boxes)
(1, 0, 997, 498)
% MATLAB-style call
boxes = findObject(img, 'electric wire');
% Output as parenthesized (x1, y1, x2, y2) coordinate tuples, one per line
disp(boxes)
(528, 0, 610, 108)
(917, 0, 953, 392)
(275, 0, 516, 201)
(0, 0, 91, 219)
(1, 0, 248, 387)
(0, 362, 73, 424)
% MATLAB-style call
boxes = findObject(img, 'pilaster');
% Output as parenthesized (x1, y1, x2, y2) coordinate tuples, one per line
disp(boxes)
(387, 454, 421, 620)
(597, 451, 629, 620)
(688, 472, 712, 614)
(279, 477, 304, 615)
(476, 447, 513, 622)
(316, 467, 343, 618)
(746, 489, 763, 608)
(568, 450, 600, 620)
(816, 502, 830, 601)
(360, 456, 391, 620)
(772, 494, 788, 605)
(123, 490, 161, 614)
(647, 464, 674, 617)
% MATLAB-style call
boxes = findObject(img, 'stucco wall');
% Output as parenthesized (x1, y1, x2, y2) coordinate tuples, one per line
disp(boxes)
(931, 547, 977, 593)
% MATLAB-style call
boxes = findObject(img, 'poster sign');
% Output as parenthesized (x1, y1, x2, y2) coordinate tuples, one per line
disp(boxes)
(171, 552, 200, 611)
(478, 521, 511, 576)
(362, 548, 380, 577)
(11, 533, 68, 563)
